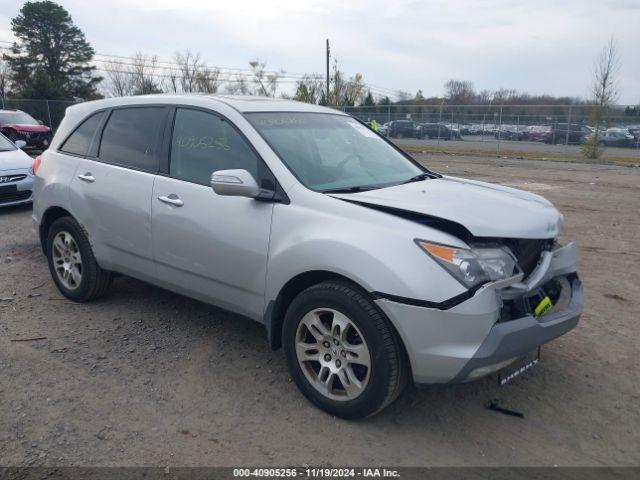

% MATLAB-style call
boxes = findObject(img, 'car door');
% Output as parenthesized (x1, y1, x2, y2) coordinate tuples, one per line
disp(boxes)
(69, 106, 168, 280)
(151, 107, 275, 321)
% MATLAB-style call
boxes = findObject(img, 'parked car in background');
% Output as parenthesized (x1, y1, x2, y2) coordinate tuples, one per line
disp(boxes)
(387, 120, 421, 138)
(378, 122, 390, 136)
(33, 95, 583, 418)
(419, 123, 461, 140)
(598, 129, 636, 148)
(0, 109, 53, 150)
(495, 125, 529, 141)
(0, 132, 34, 207)
(468, 123, 489, 135)
(458, 124, 472, 135)
(527, 125, 552, 142)
(543, 123, 590, 145)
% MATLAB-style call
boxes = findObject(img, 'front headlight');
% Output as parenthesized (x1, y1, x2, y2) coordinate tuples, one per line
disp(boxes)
(416, 240, 517, 288)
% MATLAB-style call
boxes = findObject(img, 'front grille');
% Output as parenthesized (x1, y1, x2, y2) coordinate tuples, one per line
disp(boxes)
(0, 190, 31, 204)
(505, 238, 553, 278)
(0, 174, 27, 183)
(17, 131, 51, 146)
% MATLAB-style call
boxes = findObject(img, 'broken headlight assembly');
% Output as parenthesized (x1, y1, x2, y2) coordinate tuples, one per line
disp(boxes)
(416, 240, 517, 289)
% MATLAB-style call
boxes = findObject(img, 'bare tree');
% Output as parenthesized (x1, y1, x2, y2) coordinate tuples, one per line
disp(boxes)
(395, 90, 412, 102)
(444, 79, 475, 104)
(492, 88, 518, 104)
(129, 53, 162, 95)
(225, 74, 251, 95)
(248, 59, 282, 97)
(0, 58, 10, 100)
(174, 50, 202, 93)
(104, 60, 134, 96)
(293, 74, 324, 103)
(343, 72, 365, 106)
(195, 67, 221, 94)
(582, 37, 620, 159)
(477, 89, 493, 104)
(329, 59, 366, 105)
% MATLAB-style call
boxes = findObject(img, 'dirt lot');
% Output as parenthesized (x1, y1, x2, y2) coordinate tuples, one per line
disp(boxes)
(1, 154, 639, 467)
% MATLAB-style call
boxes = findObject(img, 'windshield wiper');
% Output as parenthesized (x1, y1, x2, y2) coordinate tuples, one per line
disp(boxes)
(401, 172, 433, 184)
(322, 185, 377, 194)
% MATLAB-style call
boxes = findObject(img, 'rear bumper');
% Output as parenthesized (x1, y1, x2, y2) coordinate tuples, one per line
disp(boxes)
(375, 242, 583, 385)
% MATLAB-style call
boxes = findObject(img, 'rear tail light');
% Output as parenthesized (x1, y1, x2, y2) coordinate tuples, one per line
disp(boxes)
(31, 155, 42, 175)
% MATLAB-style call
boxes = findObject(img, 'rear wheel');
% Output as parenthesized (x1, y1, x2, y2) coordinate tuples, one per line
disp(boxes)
(46, 216, 112, 302)
(283, 281, 407, 419)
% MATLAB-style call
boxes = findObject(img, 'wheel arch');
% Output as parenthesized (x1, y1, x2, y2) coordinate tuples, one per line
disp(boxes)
(39, 206, 73, 253)
(264, 270, 367, 350)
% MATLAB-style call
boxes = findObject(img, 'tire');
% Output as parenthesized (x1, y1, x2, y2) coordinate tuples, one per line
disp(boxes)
(46, 216, 112, 302)
(283, 280, 408, 419)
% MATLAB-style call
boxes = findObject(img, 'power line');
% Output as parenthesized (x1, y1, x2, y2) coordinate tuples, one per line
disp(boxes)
(1, 41, 399, 100)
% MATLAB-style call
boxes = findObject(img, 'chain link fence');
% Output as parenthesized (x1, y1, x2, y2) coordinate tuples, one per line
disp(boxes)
(337, 104, 640, 155)
(2, 97, 638, 156)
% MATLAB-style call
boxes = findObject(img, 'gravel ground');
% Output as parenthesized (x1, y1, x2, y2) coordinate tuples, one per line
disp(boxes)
(1, 154, 639, 467)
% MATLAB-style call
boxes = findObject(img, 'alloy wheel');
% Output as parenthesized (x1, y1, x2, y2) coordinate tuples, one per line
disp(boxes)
(295, 308, 371, 401)
(51, 231, 83, 290)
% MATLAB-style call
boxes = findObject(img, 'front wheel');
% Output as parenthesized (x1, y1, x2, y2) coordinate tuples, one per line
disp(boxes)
(283, 281, 408, 419)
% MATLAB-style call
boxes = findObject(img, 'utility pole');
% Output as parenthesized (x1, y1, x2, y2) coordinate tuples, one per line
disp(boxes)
(326, 39, 330, 105)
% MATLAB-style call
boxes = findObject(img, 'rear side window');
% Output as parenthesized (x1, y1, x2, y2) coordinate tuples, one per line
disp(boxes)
(169, 108, 259, 185)
(99, 107, 164, 172)
(60, 111, 105, 156)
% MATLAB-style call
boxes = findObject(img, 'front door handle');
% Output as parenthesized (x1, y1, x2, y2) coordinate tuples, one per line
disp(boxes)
(158, 194, 184, 207)
(77, 173, 95, 183)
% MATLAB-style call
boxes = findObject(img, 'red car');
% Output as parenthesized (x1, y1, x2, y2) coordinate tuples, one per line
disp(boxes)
(0, 109, 53, 150)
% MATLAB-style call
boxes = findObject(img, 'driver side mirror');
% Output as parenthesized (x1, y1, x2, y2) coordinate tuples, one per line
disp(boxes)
(211, 169, 260, 198)
(15, 140, 27, 149)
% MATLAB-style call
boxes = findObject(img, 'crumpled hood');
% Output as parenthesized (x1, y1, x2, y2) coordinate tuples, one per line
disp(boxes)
(0, 148, 34, 171)
(329, 176, 563, 239)
(4, 123, 50, 133)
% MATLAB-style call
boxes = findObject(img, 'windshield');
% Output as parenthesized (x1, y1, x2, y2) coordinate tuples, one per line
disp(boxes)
(0, 111, 39, 126)
(0, 133, 17, 151)
(246, 112, 425, 192)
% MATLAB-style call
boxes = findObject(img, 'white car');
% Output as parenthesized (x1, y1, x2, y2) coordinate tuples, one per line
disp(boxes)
(0, 133, 34, 207)
(33, 95, 583, 418)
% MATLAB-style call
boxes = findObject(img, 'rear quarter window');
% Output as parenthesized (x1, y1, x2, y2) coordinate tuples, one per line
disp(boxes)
(59, 111, 105, 156)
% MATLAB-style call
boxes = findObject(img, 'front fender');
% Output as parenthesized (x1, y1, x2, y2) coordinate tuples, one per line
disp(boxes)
(265, 199, 467, 307)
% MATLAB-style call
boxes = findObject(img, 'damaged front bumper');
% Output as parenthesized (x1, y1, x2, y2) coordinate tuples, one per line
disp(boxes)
(374, 242, 583, 385)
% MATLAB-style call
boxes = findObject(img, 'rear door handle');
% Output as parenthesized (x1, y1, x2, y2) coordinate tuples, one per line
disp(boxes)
(78, 173, 95, 183)
(158, 194, 184, 207)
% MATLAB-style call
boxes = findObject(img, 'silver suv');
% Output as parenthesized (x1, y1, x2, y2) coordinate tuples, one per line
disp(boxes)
(33, 95, 583, 418)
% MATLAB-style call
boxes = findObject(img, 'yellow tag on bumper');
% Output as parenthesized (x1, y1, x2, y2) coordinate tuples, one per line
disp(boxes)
(534, 296, 554, 318)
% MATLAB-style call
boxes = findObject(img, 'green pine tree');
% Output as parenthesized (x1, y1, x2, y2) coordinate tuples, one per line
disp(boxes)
(3, 1, 101, 99)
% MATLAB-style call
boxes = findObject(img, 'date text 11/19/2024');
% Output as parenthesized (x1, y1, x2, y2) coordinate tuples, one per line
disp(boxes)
(232, 467, 401, 477)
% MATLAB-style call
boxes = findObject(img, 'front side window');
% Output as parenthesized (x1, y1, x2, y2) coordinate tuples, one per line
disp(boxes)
(99, 107, 164, 172)
(60, 111, 105, 156)
(170, 108, 259, 185)
(246, 112, 424, 192)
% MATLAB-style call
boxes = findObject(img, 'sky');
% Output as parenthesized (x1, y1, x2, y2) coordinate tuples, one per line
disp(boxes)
(0, 0, 639, 104)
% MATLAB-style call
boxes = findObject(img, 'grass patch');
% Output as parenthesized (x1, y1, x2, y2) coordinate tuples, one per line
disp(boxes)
(398, 143, 640, 167)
